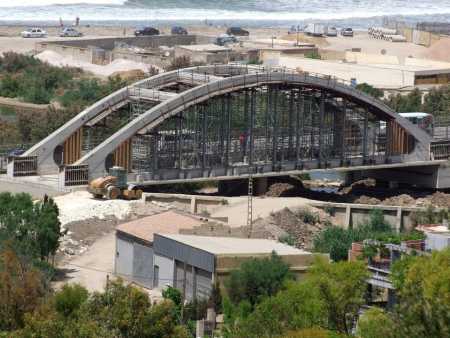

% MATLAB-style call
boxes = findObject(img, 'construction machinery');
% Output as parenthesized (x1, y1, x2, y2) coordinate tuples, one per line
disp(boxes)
(88, 166, 143, 200)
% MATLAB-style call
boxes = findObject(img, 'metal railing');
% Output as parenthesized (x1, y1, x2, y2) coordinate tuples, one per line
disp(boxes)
(431, 140, 450, 160)
(62, 164, 89, 186)
(8, 156, 38, 177)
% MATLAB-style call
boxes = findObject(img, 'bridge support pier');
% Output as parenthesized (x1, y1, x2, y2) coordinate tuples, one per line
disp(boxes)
(218, 177, 269, 196)
(343, 163, 450, 189)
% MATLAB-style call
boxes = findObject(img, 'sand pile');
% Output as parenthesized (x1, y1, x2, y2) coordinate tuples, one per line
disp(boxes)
(53, 190, 139, 227)
(36, 50, 157, 77)
(425, 37, 450, 62)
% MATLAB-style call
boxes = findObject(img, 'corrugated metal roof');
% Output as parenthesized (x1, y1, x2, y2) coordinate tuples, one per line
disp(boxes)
(116, 211, 204, 243)
(156, 234, 311, 256)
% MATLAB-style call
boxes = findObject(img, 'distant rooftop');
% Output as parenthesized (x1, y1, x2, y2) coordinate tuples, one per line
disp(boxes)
(417, 224, 450, 235)
(156, 234, 310, 256)
(116, 211, 204, 243)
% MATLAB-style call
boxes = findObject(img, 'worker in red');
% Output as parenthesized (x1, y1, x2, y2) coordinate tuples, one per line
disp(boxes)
(239, 132, 247, 157)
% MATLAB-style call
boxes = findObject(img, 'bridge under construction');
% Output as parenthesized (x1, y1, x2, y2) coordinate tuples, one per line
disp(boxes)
(7, 65, 450, 189)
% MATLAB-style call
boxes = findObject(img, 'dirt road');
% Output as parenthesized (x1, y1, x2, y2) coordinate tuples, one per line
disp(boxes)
(212, 196, 312, 226)
(56, 231, 115, 292)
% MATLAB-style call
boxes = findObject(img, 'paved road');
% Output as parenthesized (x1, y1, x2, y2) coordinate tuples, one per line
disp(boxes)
(0, 177, 63, 199)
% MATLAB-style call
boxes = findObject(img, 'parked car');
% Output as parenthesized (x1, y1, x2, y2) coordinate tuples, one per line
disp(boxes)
(134, 27, 160, 36)
(226, 27, 249, 36)
(215, 34, 238, 46)
(171, 26, 188, 35)
(341, 28, 354, 37)
(326, 26, 338, 37)
(7, 148, 25, 157)
(21, 27, 47, 38)
(59, 27, 83, 37)
(288, 25, 299, 34)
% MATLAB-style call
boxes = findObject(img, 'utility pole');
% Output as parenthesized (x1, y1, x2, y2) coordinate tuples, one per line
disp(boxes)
(247, 169, 253, 237)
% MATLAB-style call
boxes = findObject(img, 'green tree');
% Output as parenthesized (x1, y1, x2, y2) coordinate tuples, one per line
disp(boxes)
(390, 248, 450, 338)
(308, 257, 368, 334)
(283, 328, 343, 338)
(0, 192, 63, 262)
(34, 195, 63, 261)
(162, 285, 182, 308)
(83, 279, 189, 338)
(356, 308, 398, 338)
(208, 281, 223, 313)
(54, 284, 89, 318)
(386, 88, 422, 113)
(356, 83, 384, 99)
(314, 210, 395, 261)
(0, 249, 45, 331)
(423, 85, 450, 118)
(313, 226, 354, 261)
(230, 281, 326, 338)
(226, 252, 292, 307)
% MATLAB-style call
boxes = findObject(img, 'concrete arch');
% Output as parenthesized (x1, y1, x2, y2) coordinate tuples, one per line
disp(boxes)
(22, 64, 255, 174)
(75, 70, 433, 177)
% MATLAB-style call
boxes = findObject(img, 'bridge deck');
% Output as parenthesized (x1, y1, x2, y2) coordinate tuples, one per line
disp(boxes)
(128, 159, 446, 186)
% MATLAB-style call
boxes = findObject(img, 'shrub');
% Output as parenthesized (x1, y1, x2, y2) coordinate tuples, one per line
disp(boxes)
(165, 56, 193, 71)
(296, 208, 319, 224)
(226, 252, 292, 307)
(54, 284, 89, 318)
(305, 51, 321, 59)
(279, 234, 296, 247)
(356, 83, 384, 99)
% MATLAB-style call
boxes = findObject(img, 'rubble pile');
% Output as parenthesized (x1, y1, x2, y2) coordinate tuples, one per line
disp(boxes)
(54, 191, 161, 259)
(266, 183, 296, 197)
(254, 206, 328, 250)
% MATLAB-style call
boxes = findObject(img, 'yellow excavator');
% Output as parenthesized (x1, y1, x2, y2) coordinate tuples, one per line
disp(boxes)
(88, 166, 143, 200)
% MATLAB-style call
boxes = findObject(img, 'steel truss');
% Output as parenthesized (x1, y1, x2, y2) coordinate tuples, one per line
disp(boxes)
(129, 84, 391, 178)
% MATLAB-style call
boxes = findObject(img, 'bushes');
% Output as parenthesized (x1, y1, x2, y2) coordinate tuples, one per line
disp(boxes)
(226, 258, 368, 337)
(313, 209, 424, 261)
(356, 83, 384, 99)
(16, 280, 191, 338)
(296, 208, 320, 224)
(0, 52, 80, 104)
(313, 226, 356, 261)
(226, 252, 292, 307)
(54, 284, 89, 318)
(59, 76, 127, 109)
(386, 88, 422, 113)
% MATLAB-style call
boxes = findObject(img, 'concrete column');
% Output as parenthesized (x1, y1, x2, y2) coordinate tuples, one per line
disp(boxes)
(190, 197, 198, 214)
(396, 207, 402, 232)
(254, 177, 268, 196)
(389, 181, 399, 189)
(345, 205, 352, 229)
(196, 320, 205, 338)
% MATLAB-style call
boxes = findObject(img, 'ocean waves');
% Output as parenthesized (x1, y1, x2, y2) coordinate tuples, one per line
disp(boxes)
(0, 0, 449, 25)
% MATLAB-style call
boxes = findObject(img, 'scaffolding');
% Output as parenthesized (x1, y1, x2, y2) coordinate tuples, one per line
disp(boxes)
(129, 84, 391, 178)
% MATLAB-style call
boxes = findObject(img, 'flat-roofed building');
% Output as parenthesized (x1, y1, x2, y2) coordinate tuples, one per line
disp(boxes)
(417, 224, 450, 251)
(174, 44, 236, 64)
(263, 52, 450, 89)
(152, 234, 325, 301)
(114, 211, 204, 288)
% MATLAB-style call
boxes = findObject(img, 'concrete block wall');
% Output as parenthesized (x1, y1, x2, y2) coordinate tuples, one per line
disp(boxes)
(310, 201, 423, 232)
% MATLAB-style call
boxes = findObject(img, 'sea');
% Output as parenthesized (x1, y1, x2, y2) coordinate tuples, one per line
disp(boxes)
(0, 0, 450, 28)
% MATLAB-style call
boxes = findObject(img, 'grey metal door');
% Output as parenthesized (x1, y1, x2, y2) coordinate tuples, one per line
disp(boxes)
(133, 243, 153, 289)
(115, 237, 133, 279)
